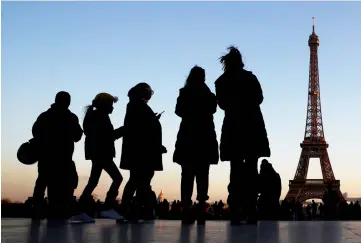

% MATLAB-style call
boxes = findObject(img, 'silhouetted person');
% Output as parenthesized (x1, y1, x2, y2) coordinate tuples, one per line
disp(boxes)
(354, 201, 361, 220)
(318, 203, 324, 219)
(173, 66, 219, 225)
(295, 201, 304, 221)
(258, 159, 281, 220)
(32, 91, 82, 220)
(218, 200, 225, 217)
(120, 83, 167, 221)
(76, 93, 124, 222)
(139, 185, 157, 220)
(215, 46, 271, 224)
(159, 199, 170, 219)
(323, 184, 340, 220)
(280, 200, 291, 220)
(311, 200, 317, 220)
(306, 204, 312, 220)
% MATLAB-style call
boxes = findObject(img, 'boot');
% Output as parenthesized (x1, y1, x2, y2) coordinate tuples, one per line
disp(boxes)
(229, 205, 242, 225)
(182, 206, 195, 225)
(245, 205, 258, 225)
(196, 202, 206, 225)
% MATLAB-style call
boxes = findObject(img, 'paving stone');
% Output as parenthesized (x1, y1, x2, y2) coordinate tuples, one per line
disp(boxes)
(2, 219, 361, 243)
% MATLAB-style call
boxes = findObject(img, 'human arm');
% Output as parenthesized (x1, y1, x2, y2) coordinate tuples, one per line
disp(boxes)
(250, 74, 264, 105)
(215, 77, 230, 111)
(276, 174, 282, 200)
(71, 115, 83, 142)
(175, 91, 187, 118)
(114, 126, 124, 140)
(161, 145, 167, 154)
(155, 111, 165, 120)
(206, 92, 218, 114)
(32, 113, 47, 139)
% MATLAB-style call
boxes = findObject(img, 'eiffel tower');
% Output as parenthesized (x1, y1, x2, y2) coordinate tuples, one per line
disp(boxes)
(284, 18, 344, 202)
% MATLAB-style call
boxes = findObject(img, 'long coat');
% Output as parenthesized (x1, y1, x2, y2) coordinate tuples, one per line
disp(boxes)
(83, 110, 123, 161)
(173, 84, 219, 165)
(120, 98, 163, 171)
(215, 69, 270, 161)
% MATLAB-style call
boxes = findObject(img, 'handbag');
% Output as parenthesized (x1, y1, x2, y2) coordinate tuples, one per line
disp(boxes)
(17, 138, 39, 165)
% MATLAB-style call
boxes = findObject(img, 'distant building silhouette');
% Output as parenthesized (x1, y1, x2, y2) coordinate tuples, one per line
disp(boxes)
(158, 190, 165, 203)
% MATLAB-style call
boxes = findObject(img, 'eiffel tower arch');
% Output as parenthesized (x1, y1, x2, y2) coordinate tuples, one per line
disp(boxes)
(284, 18, 344, 203)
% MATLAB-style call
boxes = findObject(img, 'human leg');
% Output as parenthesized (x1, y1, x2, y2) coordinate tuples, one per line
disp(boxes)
(228, 160, 244, 224)
(181, 164, 196, 207)
(243, 157, 259, 224)
(120, 170, 140, 220)
(98, 160, 124, 220)
(32, 162, 48, 219)
(103, 160, 123, 209)
(195, 165, 210, 203)
(80, 162, 103, 200)
(181, 164, 196, 224)
(136, 170, 155, 220)
(78, 162, 102, 214)
(47, 161, 73, 220)
(195, 165, 210, 225)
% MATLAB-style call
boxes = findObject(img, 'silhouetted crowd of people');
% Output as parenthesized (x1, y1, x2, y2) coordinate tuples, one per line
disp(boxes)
(3, 195, 361, 221)
(12, 46, 354, 225)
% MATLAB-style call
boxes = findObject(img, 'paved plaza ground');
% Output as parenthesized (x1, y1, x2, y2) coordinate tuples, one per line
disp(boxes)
(1, 219, 361, 243)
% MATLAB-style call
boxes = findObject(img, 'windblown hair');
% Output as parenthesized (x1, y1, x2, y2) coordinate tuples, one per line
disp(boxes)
(128, 82, 152, 99)
(184, 65, 205, 87)
(84, 103, 95, 120)
(84, 93, 117, 119)
(219, 46, 245, 71)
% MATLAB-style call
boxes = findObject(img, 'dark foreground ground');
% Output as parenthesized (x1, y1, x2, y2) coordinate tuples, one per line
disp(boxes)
(2, 219, 361, 243)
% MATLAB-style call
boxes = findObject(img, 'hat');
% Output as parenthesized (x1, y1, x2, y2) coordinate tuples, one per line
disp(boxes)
(93, 93, 118, 106)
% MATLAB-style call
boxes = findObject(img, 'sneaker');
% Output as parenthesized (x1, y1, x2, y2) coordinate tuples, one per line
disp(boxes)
(69, 212, 95, 224)
(100, 209, 125, 221)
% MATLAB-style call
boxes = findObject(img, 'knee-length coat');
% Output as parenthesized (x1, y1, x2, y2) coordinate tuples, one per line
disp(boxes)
(120, 98, 164, 171)
(215, 69, 270, 161)
(173, 83, 219, 165)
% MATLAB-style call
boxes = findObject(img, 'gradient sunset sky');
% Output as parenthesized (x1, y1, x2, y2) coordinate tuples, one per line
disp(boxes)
(1, 2, 361, 202)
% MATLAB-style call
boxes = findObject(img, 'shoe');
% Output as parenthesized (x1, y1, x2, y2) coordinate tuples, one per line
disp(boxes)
(69, 212, 95, 224)
(31, 206, 46, 220)
(100, 209, 125, 221)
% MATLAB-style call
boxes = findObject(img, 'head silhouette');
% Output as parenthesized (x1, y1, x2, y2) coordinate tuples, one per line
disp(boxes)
(261, 159, 269, 169)
(128, 82, 153, 101)
(55, 91, 71, 109)
(219, 46, 245, 71)
(184, 66, 205, 87)
(92, 93, 118, 114)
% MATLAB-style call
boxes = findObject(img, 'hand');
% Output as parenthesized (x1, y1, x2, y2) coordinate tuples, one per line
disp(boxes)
(161, 145, 167, 154)
(155, 111, 165, 119)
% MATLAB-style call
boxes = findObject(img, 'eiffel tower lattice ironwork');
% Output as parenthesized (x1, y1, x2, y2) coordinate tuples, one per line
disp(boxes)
(284, 18, 344, 203)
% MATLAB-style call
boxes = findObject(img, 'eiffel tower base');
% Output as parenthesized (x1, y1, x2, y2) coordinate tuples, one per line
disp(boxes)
(284, 179, 344, 202)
